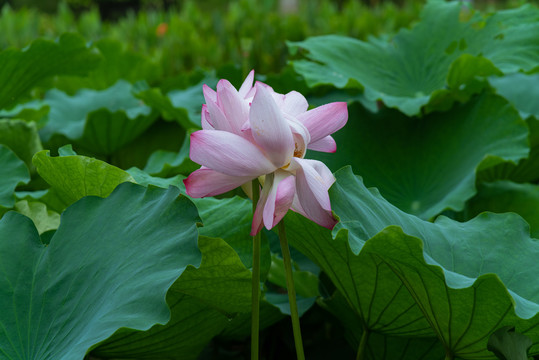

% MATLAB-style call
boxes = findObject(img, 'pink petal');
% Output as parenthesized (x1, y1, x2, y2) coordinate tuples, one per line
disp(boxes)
(238, 70, 255, 98)
(301, 158, 336, 191)
(254, 81, 273, 91)
(205, 97, 233, 133)
(291, 192, 308, 218)
(263, 171, 295, 230)
(297, 102, 348, 143)
(249, 84, 295, 168)
(251, 171, 296, 235)
(287, 117, 311, 157)
(254, 81, 284, 107)
(184, 167, 252, 198)
(201, 104, 214, 130)
(307, 135, 336, 153)
(283, 91, 308, 116)
(190, 130, 276, 177)
(293, 158, 337, 229)
(251, 183, 268, 236)
(216, 79, 249, 134)
(203, 84, 217, 104)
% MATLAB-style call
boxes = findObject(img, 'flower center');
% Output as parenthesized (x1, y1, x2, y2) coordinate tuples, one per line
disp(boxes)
(293, 141, 304, 158)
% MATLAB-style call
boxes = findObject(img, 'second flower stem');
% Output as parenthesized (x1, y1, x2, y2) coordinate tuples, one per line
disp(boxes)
(277, 221, 305, 360)
(251, 179, 261, 360)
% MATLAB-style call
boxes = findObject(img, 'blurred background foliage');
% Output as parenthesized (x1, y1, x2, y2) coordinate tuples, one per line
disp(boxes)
(2, 0, 534, 77)
(0, 0, 426, 77)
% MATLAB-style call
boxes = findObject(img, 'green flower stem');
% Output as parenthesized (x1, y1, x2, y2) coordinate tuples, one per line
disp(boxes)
(277, 221, 305, 360)
(356, 327, 369, 360)
(251, 179, 261, 360)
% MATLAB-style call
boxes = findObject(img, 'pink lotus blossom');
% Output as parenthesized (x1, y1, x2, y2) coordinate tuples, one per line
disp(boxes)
(184, 70, 348, 235)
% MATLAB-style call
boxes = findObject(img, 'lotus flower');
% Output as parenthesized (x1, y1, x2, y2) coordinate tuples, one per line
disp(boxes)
(184, 70, 348, 235)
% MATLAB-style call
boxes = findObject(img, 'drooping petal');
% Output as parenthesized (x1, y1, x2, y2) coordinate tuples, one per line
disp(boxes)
(282, 91, 309, 116)
(249, 84, 295, 168)
(301, 158, 336, 191)
(251, 171, 296, 235)
(262, 170, 295, 230)
(291, 192, 307, 217)
(184, 167, 253, 198)
(238, 70, 255, 98)
(307, 135, 337, 153)
(297, 102, 348, 143)
(201, 104, 214, 130)
(216, 79, 249, 134)
(190, 130, 276, 177)
(251, 177, 270, 236)
(293, 158, 337, 229)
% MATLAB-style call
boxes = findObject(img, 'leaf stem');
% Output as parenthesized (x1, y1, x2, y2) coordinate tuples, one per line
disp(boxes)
(251, 179, 261, 360)
(356, 327, 369, 360)
(277, 221, 305, 360)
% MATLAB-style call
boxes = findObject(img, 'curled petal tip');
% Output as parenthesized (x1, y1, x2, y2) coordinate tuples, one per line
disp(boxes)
(298, 101, 348, 143)
(184, 167, 252, 198)
(308, 135, 337, 153)
(216, 79, 234, 92)
(239, 70, 255, 98)
(202, 84, 217, 103)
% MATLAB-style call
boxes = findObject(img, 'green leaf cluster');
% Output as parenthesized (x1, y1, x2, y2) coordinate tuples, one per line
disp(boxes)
(286, 0, 539, 359)
(2, 0, 539, 359)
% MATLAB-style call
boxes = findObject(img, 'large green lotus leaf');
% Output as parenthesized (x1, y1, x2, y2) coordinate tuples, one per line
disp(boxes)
(487, 326, 533, 360)
(289, 1, 539, 116)
(285, 213, 432, 338)
(174, 236, 253, 314)
(0, 33, 101, 111)
(92, 236, 253, 360)
(477, 75, 539, 183)
(0, 100, 50, 129)
(126, 167, 185, 191)
(0, 182, 201, 360)
(361, 226, 539, 359)
(0, 119, 42, 171)
(290, 166, 539, 358)
(55, 38, 161, 94)
(91, 293, 229, 360)
(194, 196, 251, 262)
(320, 291, 445, 360)
(193, 195, 272, 277)
(478, 118, 539, 184)
(14, 200, 60, 234)
(489, 73, 539, 119)
(0, 145, 30, 209)
(33, 149, 134, 212)
(39, 80, 158, 155)
(310, 93, 527, 219)
(466, 180, 539, 239)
